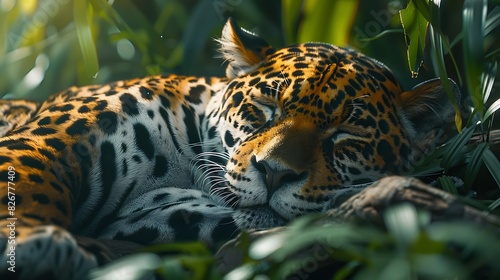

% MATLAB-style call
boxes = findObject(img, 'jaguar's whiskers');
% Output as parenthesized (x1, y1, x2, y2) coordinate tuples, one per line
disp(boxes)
(210, 184, 239, 208)
(190, 151, 229, 192)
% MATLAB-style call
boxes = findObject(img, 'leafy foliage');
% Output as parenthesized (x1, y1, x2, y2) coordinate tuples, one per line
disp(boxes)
(399, 0, 500, 212)
(92, 207, 500, 280)
(282, 0, 359, 45)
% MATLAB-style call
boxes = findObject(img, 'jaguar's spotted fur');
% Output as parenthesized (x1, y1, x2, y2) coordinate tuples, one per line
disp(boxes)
(0, 19, 457, 279)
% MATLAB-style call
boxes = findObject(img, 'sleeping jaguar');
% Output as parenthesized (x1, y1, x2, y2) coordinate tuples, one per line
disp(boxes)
(0, 18, 457, 279)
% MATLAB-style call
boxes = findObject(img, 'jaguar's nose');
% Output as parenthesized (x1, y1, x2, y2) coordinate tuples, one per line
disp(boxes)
(251, 156, 306, 195)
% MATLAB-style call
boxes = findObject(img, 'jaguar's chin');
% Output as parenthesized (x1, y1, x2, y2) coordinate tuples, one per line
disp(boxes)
(232, 206, 288, 229)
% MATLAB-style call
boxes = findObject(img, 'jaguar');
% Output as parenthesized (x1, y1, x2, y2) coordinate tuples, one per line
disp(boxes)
(0, 18, 457, 279)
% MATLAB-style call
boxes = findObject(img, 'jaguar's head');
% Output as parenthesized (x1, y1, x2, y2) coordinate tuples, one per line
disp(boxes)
(203, 18, 459, 228)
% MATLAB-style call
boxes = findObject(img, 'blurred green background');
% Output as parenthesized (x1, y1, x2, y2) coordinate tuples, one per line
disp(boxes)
(2, 0, 497, 102)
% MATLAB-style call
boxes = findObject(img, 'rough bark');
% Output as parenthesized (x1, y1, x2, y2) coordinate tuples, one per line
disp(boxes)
(326, 176, 500, 230)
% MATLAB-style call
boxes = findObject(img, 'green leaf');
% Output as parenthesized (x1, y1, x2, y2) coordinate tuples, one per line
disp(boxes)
(411, 0, 431, 22)
(489, 197, 500, 210)
(414, 255, 465, 279)
(428, 25, 462, 131)
(463, 0, 487, 117)
(441, 125, 475, 171)
(485, 6, 500, 35)
(481, 61, 497, 104)
(384, 204, 419, 247)
(74, 0, 99, 84)
(449, 6, 500, 49)
(399, 0, 428, 77)
(440, 36, 463, 85)
(481, 61, 498, 121)
(334, 261, 362, 280)
(484, 99, 500, 123)
(258, 227, 333, 261)
(437, 176, 458, 195)
(296, 0, 359, 46)
(0, 3, 13, 55)
(224, 263, 256, 280)
(428, 222, 500, 263)
(482, 148, 500, 189)
(411, 159, 443, 176)
(464, 143, 489, 188)
(353, 29, 403, 44)
(411, 142, 449, 176)
(176, 256, 214, 280)
(275, 258, 313, 279)
(157, 258, 189, 279)
(281, 0, 303, 44)
(249, 231, 287, 260)
(89, 253, 161, 280)
(257, 222, 378, 264)
(486, 48, 500, 59)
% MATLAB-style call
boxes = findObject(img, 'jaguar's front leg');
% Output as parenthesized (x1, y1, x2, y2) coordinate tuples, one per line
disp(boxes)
(95, 188, 239, 248)
(0, 225, 98, 280)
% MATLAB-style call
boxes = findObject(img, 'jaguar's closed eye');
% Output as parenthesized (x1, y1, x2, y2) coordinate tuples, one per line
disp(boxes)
(255, 100, 277, 123)
(246, 101, 278, 135)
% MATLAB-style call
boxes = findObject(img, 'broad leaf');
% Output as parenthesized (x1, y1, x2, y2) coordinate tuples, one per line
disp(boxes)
(441, 125, 475, 171)
(484, 99, 500, 122)
(399, 0, 428, 77)
(428, 25, 462, 131)
(489, 197, 500, 210)
(463, 0, 487, 117)
(464, 143, 489, 188)
(482, 148, 500, 189)
(437, 176, 458, 195)
(484, 6, 500, 36)
(74, 0, 99, 83)
(292, 0, 359, 46)
(281, 0, 303, 44)
(482, 61, 498, 121)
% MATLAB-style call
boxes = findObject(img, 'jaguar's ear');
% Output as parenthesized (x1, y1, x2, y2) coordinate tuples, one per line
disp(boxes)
(399, 78, 461, 157)
(217, 18, 274, 79)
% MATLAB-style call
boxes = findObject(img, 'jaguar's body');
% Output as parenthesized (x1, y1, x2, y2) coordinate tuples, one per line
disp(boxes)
(0, 19, 456, 279)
